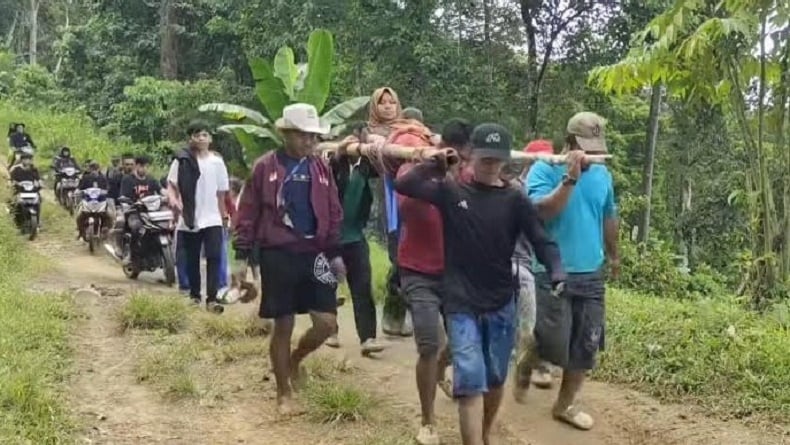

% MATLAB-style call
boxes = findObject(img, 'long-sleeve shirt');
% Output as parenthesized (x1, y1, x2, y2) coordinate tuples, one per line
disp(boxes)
(394, 161, 565, 314)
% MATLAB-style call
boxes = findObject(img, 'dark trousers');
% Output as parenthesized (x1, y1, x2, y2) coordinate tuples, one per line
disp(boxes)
(341, 239, 377, 343)
(182, 226, 224, 303)
(382, 231, 407, 322)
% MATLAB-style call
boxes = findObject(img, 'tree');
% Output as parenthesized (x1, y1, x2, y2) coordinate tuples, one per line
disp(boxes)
(590, 0, 790, 302)
(200, 29, 369, 165)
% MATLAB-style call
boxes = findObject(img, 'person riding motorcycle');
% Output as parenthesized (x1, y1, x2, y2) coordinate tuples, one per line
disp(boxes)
(108, 153, 135, 203)
(7, 123, 36, 166)
(75, 160, 113, 241)
(9, 151, 41, 227)
(114, 156, 162, 262)
(52, 146, 81, 193)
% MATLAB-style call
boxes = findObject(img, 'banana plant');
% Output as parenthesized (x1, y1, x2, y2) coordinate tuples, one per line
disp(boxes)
(199, 29, 369, 164)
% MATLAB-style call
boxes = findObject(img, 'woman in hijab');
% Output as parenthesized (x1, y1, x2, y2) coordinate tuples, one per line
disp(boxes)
(367, 87, 402, 139)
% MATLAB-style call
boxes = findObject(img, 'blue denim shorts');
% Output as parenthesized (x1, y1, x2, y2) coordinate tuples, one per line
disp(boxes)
(447, 297, 517, 398)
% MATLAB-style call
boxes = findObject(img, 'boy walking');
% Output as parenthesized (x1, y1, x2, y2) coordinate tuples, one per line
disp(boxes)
(395, 123, 565, 445)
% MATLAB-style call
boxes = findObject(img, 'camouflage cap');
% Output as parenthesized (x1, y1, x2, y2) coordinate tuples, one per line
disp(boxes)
(567, 112, 607, 153)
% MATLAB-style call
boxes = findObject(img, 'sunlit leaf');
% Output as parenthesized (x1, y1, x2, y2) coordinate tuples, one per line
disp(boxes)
(273, 47, 299, 99)
(321, 96, 369, 126)
(297, 29, 334, 112)
(198, 103, 269, 126)
(248, 57, 290, 120)
(218, 124, 280, 143)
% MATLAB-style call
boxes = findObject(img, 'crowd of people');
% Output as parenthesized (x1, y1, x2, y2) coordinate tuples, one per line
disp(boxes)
(6, 84, 619, 445)
(232, 87, 619, 445)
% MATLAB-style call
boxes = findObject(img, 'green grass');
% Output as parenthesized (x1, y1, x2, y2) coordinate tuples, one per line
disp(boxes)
(597, 288, 790, 424)
(118, 294, 189, 333)
(0, 185, 75, 442)
(135, 339, 201, 400)
(1, 100, 137, 166)
(303, 356, 374, 424)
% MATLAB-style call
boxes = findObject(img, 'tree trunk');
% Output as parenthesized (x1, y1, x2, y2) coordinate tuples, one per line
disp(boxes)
(5, 11, 18, 48)
(637, 83, 663, 244)
(159, 0, 179, 80)
(483, 0, 493, 84)
(777, 27, 790, 285)
(28, 0, 40, 65)
(519, 1, 539, 139)
(54, 0, 72, 76)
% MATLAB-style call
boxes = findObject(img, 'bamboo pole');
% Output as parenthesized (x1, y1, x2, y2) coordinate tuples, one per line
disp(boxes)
(317, 141, 611, 164)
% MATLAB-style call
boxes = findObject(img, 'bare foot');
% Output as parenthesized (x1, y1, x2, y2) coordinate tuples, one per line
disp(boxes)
(290, 363, 307, 392)
(513, 383, 528, 404)
(276, 397, 305, 418)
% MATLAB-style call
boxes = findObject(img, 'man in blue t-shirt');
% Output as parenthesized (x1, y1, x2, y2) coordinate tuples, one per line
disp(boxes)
(523, 111, 620, 431)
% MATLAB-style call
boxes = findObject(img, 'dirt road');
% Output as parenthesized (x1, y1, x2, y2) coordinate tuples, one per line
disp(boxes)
(27, 219, 788, 445)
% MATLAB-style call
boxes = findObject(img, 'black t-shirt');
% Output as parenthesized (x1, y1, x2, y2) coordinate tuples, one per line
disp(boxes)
(10, 166, 40, 183)
(79, 173, 109, 190)
(394, 161, 565, 314)
(120, 174, 161, 201)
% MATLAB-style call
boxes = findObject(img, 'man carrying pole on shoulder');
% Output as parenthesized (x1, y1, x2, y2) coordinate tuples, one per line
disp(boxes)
(395, 123, 565, 445)
(521, 112, 620, 431)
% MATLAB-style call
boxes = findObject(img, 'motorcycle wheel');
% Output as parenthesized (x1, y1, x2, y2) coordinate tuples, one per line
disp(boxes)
(28, 214, 38, 241)
(87, 223, 97, 254)
(161, 244, 176, 286)
(123, 263, 140, 280)
(67, 197, 74, 216)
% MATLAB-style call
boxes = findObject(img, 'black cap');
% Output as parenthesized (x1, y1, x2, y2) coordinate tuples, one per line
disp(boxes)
(470, 123, 512, 160)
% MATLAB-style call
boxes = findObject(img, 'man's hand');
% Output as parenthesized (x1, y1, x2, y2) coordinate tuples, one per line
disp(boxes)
(337, 135, 358, 157)
(566, 150, 585, 180)
(430, 147, 458, 171)
(551, 281, 566, 298)
(608, 256, 621, 280)
(329, 256, 347, 283)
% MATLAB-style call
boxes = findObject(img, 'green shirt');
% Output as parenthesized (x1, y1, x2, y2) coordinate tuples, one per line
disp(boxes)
(336, 161, 375, 244)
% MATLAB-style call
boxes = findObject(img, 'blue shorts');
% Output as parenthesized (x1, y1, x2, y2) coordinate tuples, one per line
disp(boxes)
(447, 298, 517, 398)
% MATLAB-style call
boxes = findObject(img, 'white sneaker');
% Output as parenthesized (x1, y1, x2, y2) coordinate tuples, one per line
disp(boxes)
(416, 425, 440, 445)
(360, 338, 386, 356)
(325, 334, 340, 348)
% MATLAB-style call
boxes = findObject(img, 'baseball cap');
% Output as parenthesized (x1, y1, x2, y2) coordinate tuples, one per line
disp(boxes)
(567, 112, 607, 153)
(470, 123, 512, 160)
(275, 103, 330, 135)
(523, 139, 553, 155)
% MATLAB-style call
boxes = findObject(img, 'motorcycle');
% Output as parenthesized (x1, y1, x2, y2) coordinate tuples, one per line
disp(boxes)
(55, 166, 80, 215)
(12, 180, 41, 241)
(107, 195, 176, 286)
(76, 187, 109, 254)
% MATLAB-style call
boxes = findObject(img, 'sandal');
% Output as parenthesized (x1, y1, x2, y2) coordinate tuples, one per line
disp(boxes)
(437, 379, 453, 399)
(553, 405, 594, 430)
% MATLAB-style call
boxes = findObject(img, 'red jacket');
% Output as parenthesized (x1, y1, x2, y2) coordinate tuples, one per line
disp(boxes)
(234, 150, 342, 256)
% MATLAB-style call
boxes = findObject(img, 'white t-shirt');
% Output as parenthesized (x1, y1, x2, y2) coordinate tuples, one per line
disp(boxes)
(167, 153, 230, 232)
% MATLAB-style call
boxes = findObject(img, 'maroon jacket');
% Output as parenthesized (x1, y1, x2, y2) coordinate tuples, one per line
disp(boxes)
(234, 150, 342, 256)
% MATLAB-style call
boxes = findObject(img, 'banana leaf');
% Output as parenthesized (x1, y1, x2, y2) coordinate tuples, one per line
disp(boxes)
(198, 103, 269, 126)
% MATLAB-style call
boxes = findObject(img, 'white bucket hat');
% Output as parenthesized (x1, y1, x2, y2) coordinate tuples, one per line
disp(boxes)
(274, 103, 330, 135)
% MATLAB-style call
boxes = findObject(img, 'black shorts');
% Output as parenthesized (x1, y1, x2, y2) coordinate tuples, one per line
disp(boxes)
(258, 249, 338, 319)
(534, 271, 605, 371)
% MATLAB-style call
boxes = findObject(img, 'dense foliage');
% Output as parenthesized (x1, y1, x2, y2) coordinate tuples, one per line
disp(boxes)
(1, 0, 788, 303)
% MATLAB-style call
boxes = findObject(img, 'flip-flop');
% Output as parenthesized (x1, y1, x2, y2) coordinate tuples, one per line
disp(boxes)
(437, 379, 453, 399)
(553, 405, 594, 430)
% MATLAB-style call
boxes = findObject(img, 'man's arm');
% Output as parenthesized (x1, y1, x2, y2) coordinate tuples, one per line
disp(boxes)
(603, 177, 620, 274)
(216, 160, 230, 222)
(233, 161, 265, 260)
(323, 159, 344, 259)
(393, 160, 448, 205)
(526, 161, 574, 220)
(166, 159, 182, 210)
(515, 193, 566, 283)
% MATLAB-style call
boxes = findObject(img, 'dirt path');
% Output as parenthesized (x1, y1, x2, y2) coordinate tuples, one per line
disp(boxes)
(26, 215, 788, 445)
